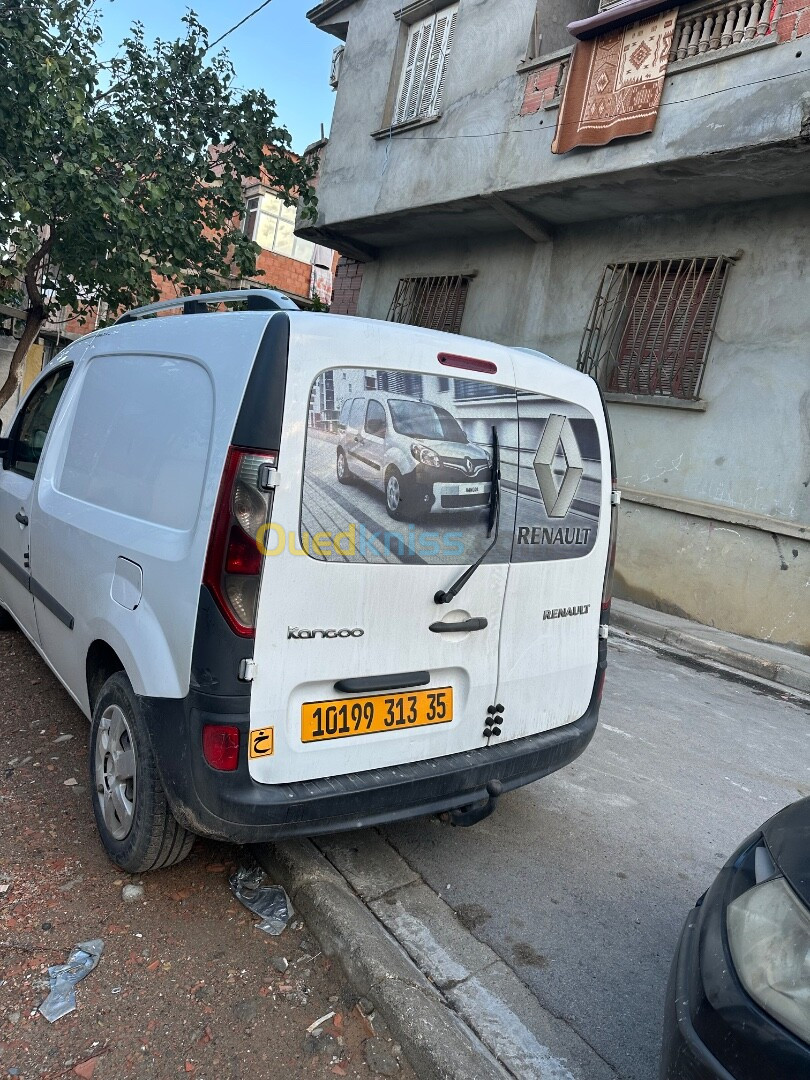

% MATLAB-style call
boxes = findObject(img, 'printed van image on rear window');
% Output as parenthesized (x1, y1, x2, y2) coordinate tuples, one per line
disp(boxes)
(299, 367, 601, 566)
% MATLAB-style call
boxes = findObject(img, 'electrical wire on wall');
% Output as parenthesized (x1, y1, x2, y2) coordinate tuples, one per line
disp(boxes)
(382, 1, 406, 177)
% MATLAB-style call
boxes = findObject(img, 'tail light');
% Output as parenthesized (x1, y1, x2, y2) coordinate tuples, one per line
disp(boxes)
(202, 724, 240, 771)
(204, 446, 276, 638)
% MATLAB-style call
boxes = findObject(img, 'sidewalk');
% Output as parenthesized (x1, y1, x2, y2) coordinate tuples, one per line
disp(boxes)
(611, 598, 810, 696)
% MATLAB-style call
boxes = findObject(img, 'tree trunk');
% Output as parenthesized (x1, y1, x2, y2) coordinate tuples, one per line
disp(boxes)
(0, 304, 45, 412)
(0, 233, 53, 412)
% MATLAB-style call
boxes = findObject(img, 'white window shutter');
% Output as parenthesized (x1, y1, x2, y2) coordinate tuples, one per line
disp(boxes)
(404, 18, 434, 121)
(395, 18, 433, 125)
(393, 6, 458, 127)
(419, 5, 458, 118)
(433, 7, 458, 114)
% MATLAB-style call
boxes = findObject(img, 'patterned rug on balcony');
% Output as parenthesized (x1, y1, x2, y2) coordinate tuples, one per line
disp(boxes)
(552, 8, 679, 154)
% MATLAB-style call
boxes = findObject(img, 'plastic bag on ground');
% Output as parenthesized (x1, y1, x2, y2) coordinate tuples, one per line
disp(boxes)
(39, 939, 104, 1022)
(229, 865, 292, 935)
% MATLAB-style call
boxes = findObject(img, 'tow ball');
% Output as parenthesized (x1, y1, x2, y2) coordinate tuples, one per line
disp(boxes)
(447, 780, 503, 828)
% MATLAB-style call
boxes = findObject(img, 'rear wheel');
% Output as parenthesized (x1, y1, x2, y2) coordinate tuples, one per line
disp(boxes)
(336, 447, 353, 485)
(89, 672, 194, 873)
(0, 605, 17, 631)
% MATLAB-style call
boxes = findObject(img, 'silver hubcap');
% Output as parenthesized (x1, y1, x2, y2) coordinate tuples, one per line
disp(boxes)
(337, 453, 345, 478)
(95, 705, 137, 841)
(387, 475, 400, 511)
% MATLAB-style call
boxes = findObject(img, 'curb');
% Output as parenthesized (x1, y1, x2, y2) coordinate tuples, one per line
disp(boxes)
(254, 838, 510, 1080)
(610, 609, 810, 696)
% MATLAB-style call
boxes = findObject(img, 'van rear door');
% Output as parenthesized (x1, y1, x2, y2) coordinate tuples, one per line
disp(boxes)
(496, 350, 609, 741)
(249, 320, 519, 785)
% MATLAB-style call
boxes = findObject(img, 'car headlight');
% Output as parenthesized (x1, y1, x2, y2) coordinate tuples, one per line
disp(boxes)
(410, 443, 440, 468)
(727, 872, 810, 1044)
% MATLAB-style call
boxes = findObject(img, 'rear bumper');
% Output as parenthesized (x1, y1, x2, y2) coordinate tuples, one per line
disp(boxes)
(141, 674, 602, 844)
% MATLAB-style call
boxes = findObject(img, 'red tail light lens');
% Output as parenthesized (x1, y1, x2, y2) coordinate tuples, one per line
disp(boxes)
(203, 447, 276, 638)
(202, 724, 240, 771)
(225, 525, 263, 575)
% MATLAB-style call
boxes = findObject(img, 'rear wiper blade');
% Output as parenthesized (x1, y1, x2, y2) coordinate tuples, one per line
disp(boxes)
(435, 426, 501, 606)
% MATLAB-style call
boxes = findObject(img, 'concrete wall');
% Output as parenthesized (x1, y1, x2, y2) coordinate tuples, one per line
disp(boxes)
(313, 0, 810, 236)
(352, 195, 810, 651)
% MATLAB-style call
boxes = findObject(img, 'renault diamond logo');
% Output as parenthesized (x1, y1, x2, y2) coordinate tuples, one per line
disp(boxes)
(464, 457, 474, 476)
(534, 414, 584, 519)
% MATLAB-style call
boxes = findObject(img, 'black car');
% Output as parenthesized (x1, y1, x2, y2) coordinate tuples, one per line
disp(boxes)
(661, 796, 810, 1079)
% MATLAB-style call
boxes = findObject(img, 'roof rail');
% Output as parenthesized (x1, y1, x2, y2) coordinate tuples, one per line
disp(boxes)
(114, 289, 299, 325)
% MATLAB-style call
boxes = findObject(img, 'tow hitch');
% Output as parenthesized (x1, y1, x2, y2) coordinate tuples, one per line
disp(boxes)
(447, 780, 503, 828)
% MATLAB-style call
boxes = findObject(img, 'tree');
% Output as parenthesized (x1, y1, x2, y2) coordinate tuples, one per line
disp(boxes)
(0, 0, 316, 408)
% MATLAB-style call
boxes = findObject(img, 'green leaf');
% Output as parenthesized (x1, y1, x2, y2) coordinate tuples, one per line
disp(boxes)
(0, 0, 315, 385)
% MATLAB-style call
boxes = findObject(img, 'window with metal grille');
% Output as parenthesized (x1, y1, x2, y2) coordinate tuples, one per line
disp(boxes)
(393, 4, 458, 127)
(387, 274, 470, 334)
(578, 257, 731, 402)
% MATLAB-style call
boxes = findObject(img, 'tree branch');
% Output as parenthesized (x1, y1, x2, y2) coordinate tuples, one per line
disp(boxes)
(0, 234, 55, 410)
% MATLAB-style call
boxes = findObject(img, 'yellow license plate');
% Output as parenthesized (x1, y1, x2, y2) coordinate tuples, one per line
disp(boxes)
(301, 687, 453, 744)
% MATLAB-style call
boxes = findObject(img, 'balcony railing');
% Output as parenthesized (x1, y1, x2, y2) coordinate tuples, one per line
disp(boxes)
(670, 1, 783, 61)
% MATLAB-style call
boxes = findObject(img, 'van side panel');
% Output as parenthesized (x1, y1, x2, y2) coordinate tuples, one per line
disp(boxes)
(28, 315, 270, 708)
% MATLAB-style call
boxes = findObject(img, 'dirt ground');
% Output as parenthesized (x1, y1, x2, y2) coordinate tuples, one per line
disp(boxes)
(0, 627, 415, 1080)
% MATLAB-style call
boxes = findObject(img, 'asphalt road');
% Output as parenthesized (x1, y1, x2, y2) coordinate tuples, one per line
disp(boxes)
(379, 637, 810, 1080)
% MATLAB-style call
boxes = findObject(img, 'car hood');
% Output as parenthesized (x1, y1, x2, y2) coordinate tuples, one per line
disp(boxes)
(763, 796, 810, 908)
(410, 440, 488, 460)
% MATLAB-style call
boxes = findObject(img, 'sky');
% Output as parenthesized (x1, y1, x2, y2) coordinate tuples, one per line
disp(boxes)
(97, 0, 337, 152)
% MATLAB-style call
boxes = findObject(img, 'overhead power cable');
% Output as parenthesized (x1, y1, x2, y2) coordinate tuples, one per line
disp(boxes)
(208, 0, 274, 51)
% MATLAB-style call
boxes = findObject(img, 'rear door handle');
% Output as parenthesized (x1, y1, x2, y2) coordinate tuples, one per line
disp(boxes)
(429, 618, 488, 633)
(335, 671, 430, 694)
(15, 510, 28, 527)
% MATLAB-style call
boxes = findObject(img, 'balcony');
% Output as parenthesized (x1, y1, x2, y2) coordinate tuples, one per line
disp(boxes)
(671, 1, 783, 62)
(302, 0, 808, 253)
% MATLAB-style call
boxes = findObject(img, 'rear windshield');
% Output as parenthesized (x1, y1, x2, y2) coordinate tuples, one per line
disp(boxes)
(388, 399, 467, 444)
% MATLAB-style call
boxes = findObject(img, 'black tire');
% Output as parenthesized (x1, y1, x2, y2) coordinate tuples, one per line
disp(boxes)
(89, 672, 194, 873)
(0, 605, 18, 631)
(336, 447, 353, 485)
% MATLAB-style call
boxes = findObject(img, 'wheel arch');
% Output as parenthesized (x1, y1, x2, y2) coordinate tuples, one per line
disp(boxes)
(86, 640, 126, 714)
(82, 610, 186, 712)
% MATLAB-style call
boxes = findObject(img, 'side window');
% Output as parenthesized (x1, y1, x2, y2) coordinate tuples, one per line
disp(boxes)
(365, 400, 387, 437)
(9, 366, 72, 479)
(348, 399, 365, 429)
(57, 353, 213, 531)
(339, 398, 354, 429)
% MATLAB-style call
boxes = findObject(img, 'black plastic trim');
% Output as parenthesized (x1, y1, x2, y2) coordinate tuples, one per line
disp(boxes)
(0, 544, 74, 629)
(30, 577, 74, 630)
(334, 671, 431, 694)
(190, 585, 253, 697)
(231, 312, 290, 451)
(139, 666, 602, 844)
(0, 543, 29, 590)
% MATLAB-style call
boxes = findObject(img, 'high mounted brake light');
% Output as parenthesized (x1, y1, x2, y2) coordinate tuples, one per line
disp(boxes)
(438, 353, 498, 375)
(203, 446, 276, 638)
